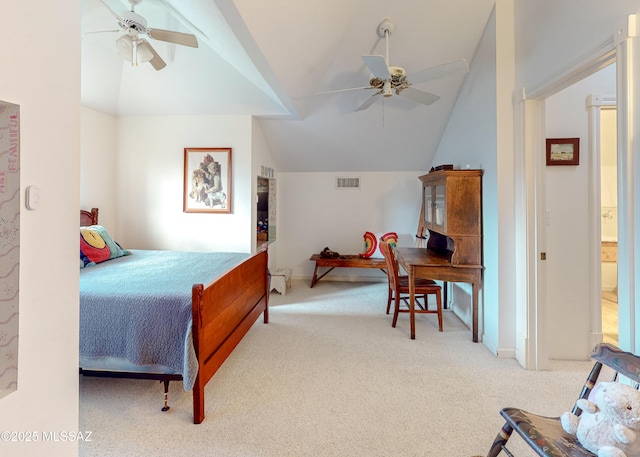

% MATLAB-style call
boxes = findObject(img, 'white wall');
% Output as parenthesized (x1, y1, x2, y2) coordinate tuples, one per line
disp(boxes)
(430, 2, 516, 357)
(114, 115, 254, 252)
(544, 65, 616, 359)
(515, 1, 637, 90)
(0, 1, 80, 456)
(81, 114, 281, 260)
(276, 171, 425, 282)
(80, 107, 118, 233)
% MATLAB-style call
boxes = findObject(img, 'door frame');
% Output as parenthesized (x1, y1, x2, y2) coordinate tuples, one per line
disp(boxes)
(587, 95, 617, 350)
(515, 15, 636, 368)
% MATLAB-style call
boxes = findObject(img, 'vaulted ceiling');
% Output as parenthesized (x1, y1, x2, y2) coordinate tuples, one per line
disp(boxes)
(81, 0, 496, 172)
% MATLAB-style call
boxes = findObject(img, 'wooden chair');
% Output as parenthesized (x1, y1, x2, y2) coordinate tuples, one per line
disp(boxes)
(379, 241, 443, 333)
(486, 343, 640, 456)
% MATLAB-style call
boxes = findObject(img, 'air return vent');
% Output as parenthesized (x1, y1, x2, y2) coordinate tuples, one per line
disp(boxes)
(336, 177, 360, 189)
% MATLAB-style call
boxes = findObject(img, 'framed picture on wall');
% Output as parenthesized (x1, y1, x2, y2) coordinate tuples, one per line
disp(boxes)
(183, 147, 232, 213)
(546, 138, 579, 166)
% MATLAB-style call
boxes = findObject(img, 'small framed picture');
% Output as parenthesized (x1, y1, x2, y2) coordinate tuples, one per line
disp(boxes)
(546, 138, 579, 166)
(183, 147, 232, 213)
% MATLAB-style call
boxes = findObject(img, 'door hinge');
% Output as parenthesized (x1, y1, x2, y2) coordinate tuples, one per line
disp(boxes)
(540, 252, 546, 260)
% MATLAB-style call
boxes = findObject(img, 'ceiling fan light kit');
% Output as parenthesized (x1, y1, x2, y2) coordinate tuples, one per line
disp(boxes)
(316, 18, 469, 112)
(116, 34, 153, 66)
(97, 0, 198, 71)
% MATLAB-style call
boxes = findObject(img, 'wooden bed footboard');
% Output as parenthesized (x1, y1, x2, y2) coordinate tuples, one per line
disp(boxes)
(191, 247, 269, 424)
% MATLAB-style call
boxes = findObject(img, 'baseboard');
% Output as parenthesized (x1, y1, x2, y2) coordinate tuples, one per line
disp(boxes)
(496, 347, 516, 358)
(589, 332, 604, 349)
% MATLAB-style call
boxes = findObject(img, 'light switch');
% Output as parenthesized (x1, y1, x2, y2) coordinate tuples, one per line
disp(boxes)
(26, 185, 41, 210)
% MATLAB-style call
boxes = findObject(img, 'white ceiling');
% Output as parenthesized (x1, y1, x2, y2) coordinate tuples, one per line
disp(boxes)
(81, 0, 496, 172)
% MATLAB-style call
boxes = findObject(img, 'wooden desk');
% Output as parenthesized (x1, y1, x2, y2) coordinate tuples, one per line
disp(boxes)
(394, 247, 482, 342)
(309, 254, 386, 287)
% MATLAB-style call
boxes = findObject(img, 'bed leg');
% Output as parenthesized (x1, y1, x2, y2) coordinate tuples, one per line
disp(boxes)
(161, 379, 171, 412)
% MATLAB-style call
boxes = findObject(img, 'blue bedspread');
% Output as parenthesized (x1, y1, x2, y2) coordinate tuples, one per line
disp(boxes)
(79, 250, 250, 390)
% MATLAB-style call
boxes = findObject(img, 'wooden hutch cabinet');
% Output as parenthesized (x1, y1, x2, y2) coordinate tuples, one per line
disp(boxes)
(419, 169, 483, 267)
(393, 168, 483, 340)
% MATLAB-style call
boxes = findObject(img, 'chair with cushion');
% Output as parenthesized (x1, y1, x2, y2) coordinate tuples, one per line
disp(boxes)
(486, 342, 640, 457)
(379, 241, 443, 333)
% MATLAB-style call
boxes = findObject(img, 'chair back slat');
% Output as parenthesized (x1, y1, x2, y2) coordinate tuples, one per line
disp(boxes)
(379, 242, 399, 291)
(590, 342, 640, 384)
(572, 343, 640, 416)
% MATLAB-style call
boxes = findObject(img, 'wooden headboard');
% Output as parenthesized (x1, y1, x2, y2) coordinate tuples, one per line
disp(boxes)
(80, 208, 99, 226)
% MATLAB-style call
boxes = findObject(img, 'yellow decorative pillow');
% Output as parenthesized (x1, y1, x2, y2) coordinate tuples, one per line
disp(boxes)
(80, 225, 130, 267)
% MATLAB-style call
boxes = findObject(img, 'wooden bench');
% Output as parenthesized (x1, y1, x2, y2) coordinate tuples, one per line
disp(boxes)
(309, 254, 387, 287)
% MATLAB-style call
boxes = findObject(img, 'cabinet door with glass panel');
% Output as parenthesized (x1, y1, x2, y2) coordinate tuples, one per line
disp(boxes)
(433, 184, 446, 232)
(422, 175, 447, 232)
(419, 169, 482, 237)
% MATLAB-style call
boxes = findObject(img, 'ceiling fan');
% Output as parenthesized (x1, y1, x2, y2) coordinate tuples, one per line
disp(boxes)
(318, 18, 469, 112)
(96, 0, 198, 71)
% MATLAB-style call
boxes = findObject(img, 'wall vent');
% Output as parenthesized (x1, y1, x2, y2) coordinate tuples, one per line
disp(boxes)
(336, 177, 361, 189)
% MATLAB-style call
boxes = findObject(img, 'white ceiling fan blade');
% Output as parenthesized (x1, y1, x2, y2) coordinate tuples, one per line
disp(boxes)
(147, 28, 198, 48)
(407, 59, 469, 85)
(362, 55, 390, 80)
(141, 41, 166, 70)
(96, 0, 127, 24)
(355, 93, 380, 112)
(398, 87, 440, 105)
(84, 29, 121, 35)
(155, 0, 208, 40)
(315, 86, 375, 96)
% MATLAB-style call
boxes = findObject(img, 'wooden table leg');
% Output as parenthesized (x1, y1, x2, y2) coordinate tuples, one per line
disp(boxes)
(409, 267, 416, 340)
(472, 280, 479, 343)
(443, 281, 448, 309)
(310, 264, 335, 288)
(310, 262, 319, 287)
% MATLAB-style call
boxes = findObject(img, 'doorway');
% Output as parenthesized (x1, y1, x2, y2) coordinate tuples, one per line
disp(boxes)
(516, 21, 638, 367)
(256, 177, 276, 247)
(542, 64, 617, 360)
(600, 107, 618, 346)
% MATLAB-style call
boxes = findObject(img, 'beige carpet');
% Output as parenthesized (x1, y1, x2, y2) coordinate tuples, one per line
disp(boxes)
(79, 279, 594, 456)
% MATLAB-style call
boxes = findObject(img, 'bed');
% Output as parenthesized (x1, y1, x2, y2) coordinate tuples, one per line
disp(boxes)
(79, 208, 269, 424)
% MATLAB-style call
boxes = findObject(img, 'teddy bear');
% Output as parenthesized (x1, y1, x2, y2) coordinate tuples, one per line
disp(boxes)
(560, 381, 640, 457)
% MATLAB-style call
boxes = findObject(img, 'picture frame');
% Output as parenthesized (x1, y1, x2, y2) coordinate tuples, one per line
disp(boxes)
(183, 147, 232, 213)
(546, 138, 580, 166)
